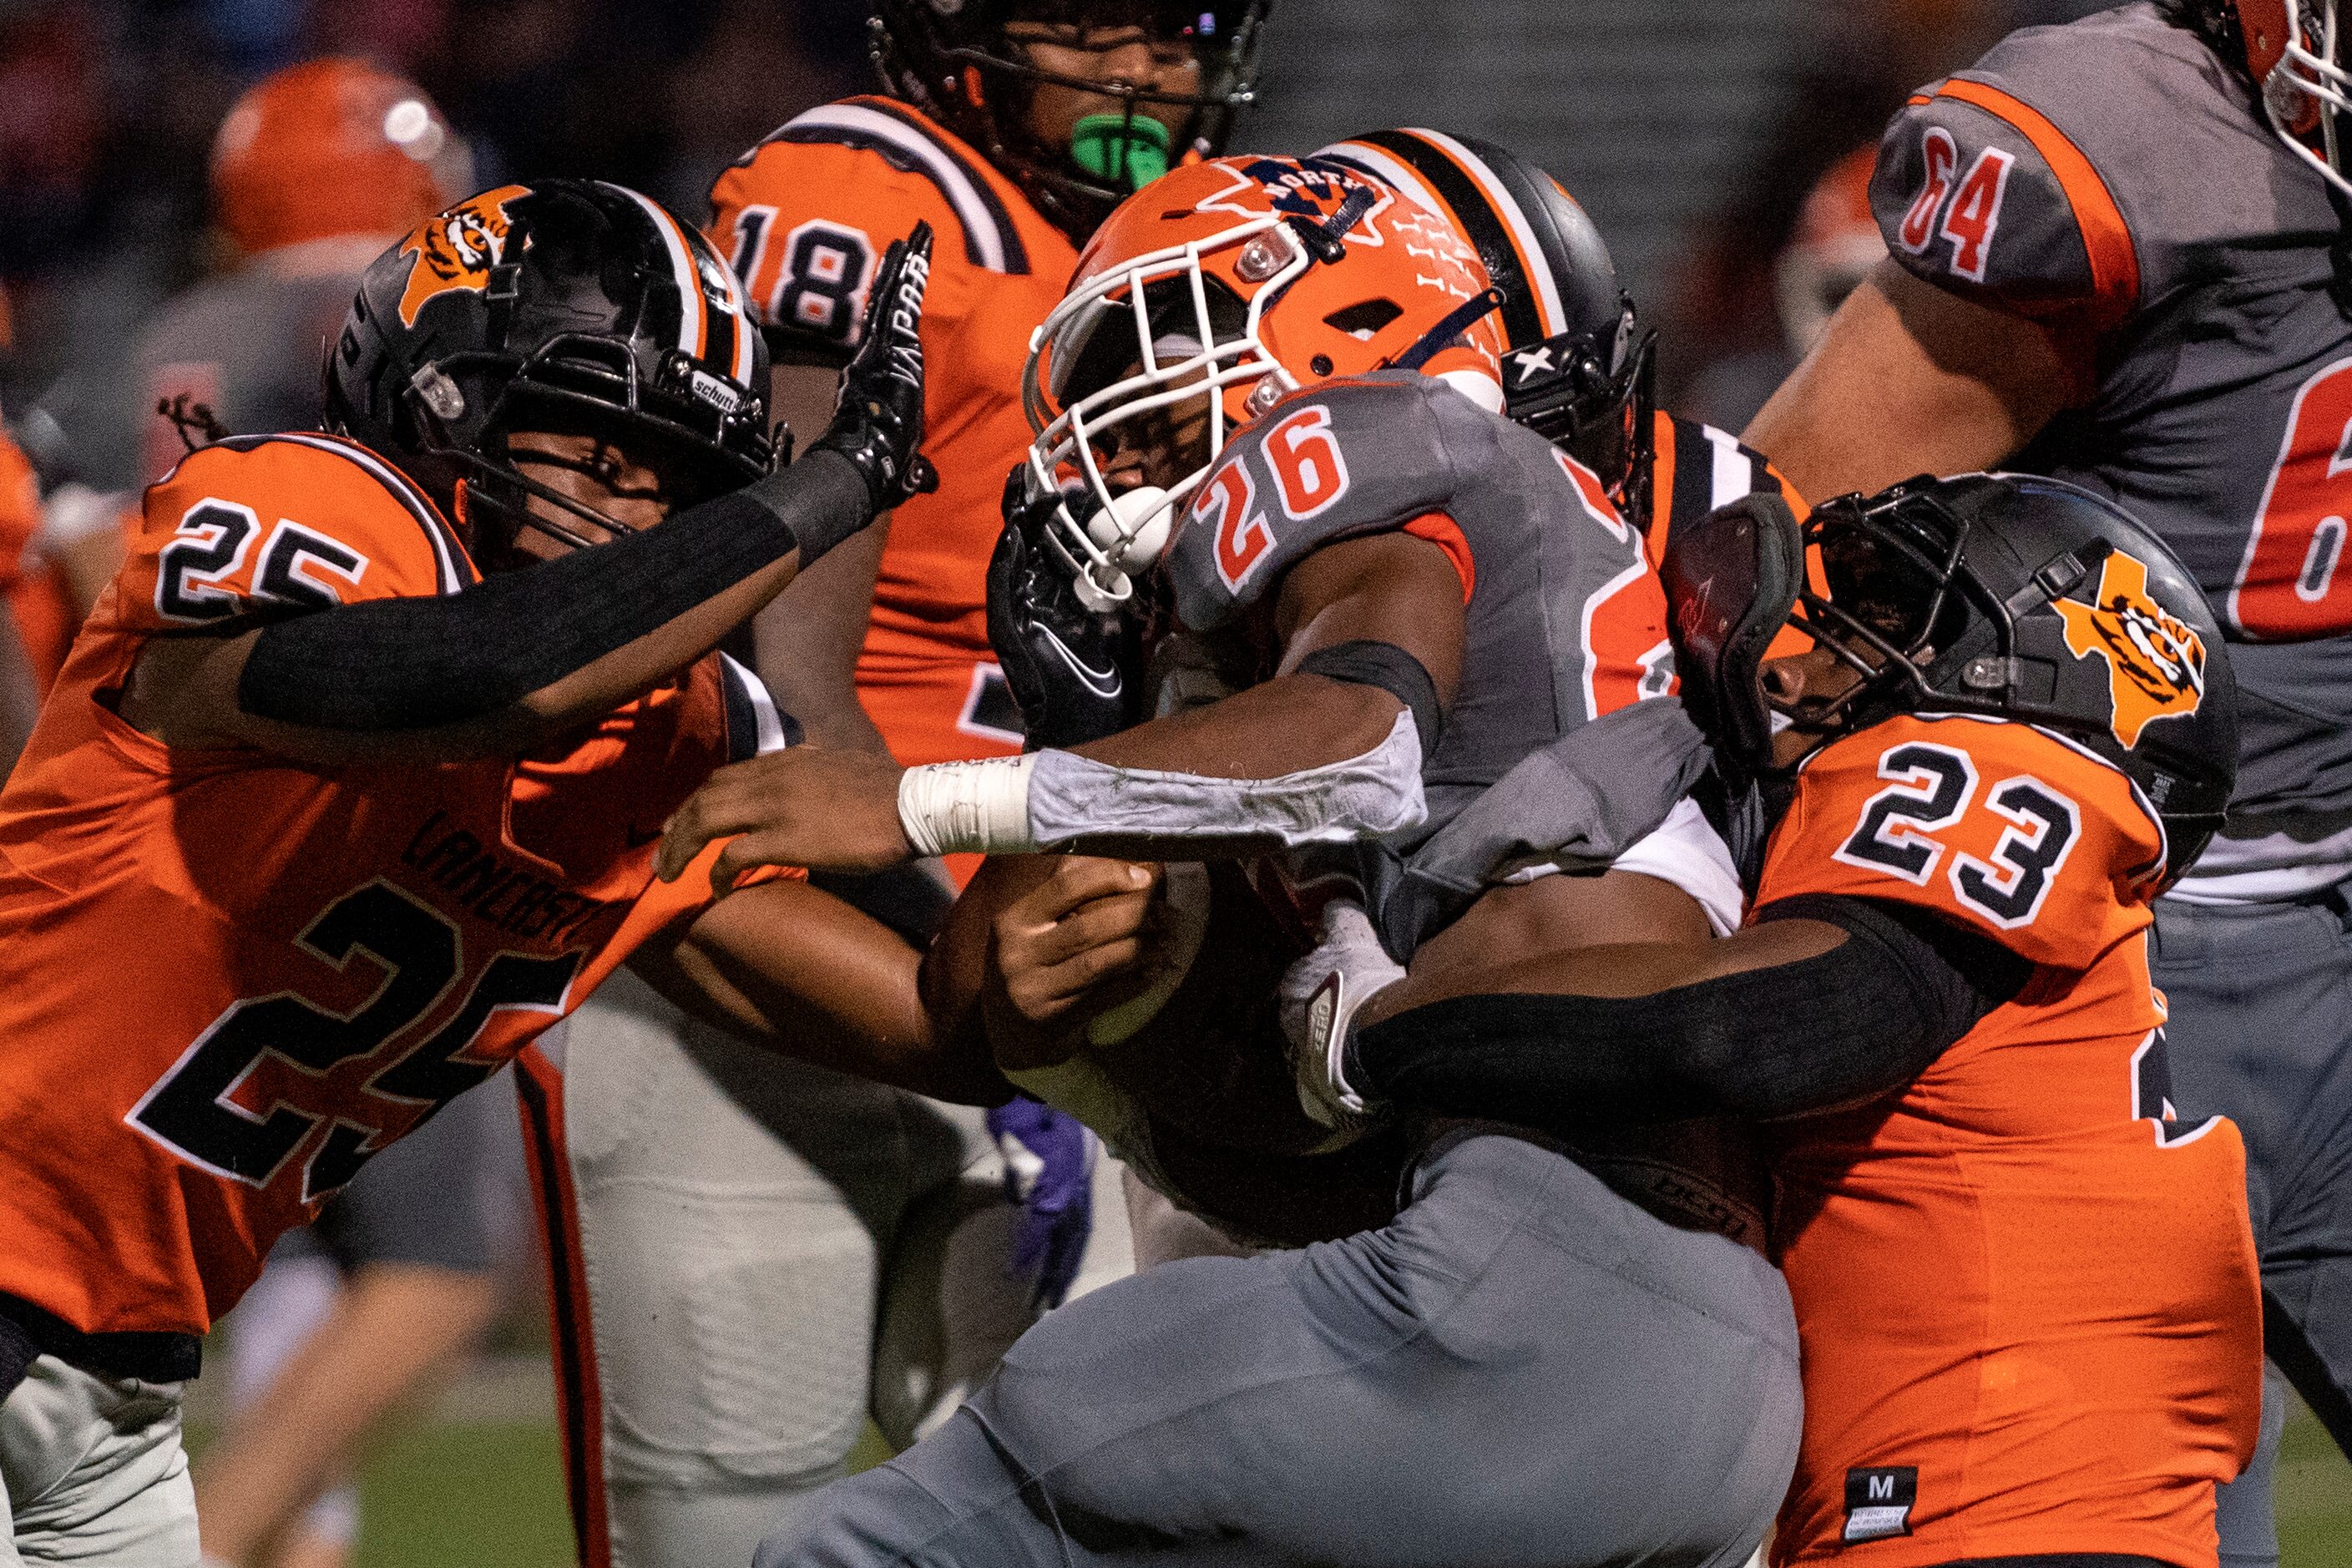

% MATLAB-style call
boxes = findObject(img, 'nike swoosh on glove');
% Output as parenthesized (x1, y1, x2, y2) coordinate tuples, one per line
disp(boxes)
(987, 1095, 1097, 1308)
(986, 466, 1141, 751)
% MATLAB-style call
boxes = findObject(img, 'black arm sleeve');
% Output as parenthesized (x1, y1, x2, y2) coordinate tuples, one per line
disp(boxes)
(236, 450, 869, 732)
(1348, 893, 2033, 1126)
(1292, 639, 1442, 754)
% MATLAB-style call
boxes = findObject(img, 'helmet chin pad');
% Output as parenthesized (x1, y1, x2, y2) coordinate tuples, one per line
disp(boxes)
(1661, 492, 1808, 776)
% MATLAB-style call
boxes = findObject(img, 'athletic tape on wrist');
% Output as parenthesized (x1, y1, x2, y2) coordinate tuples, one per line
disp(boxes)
(897, 754, 1040, 856)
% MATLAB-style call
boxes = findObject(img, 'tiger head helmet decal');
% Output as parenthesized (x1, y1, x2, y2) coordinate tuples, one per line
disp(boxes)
(2053, 549, 2208, 747)
(396, 185, 529, 326)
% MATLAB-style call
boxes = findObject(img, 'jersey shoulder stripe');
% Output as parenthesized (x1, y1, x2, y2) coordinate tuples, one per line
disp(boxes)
(1658, 412, 1785, 539)
(1919, 76, 2139, 325)
(207, 432, 473, 594)
(766, 98, 1031, 276)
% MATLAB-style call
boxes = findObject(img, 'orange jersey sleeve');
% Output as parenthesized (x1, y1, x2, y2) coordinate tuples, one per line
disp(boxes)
(1754, 713, 2164, 969)
(0, 427, 38, 590)
(706, 97, 1079, 774)
(108, 432, 470, 639)
(708, 96, 1017, 358)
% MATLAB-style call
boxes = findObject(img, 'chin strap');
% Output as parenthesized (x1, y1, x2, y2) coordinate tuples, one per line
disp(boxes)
(1392, 286, 1509, 373)
(1285, 184, 1382, 264)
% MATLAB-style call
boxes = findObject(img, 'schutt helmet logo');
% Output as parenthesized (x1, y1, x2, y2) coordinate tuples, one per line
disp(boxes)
(2052, 549, 2207, 747)
(397, 185, 529, 326)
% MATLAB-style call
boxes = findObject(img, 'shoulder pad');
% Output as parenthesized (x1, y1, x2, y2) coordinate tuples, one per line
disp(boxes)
(119, 433, 471, 631)
(1757, 714, 2165, 969)
(1165, 374, 1473, 630)
(1865, 8, 2262, 332)
(1651, 412, 1802, 555)
(1871, 73, 2136, 329)
(710, 99, 1030, 356)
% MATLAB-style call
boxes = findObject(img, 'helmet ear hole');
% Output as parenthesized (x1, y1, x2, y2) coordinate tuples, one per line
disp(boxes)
(1322, 299, 1404, 341)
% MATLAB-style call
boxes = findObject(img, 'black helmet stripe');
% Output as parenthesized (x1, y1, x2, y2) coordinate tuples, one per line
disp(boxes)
(1345, 129, 1565, 347)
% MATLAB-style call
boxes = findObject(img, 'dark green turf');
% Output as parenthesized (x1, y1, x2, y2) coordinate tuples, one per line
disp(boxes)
(2276, 1399, 2352, 1565)
(350, 1424, 573, 1568)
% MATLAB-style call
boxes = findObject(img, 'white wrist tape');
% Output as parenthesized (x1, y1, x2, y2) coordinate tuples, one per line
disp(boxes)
(896, 754, 1040, 857)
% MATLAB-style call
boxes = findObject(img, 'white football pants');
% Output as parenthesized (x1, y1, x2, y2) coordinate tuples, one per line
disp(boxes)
(0, 1357, 195, 1566)
(516, 969, 1130, 1568)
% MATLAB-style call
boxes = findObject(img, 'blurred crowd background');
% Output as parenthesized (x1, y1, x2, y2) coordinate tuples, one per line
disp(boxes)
(1, 0, 2112, 442)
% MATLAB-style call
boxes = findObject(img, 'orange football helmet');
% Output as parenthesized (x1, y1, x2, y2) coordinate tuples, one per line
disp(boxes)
(1775, 146, 1884, 354)
(211, 58, 471, 256)
(1023, 154, 1505, 607)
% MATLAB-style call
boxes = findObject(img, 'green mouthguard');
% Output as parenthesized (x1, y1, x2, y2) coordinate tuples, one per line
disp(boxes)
(1070, 114, 1173, 190)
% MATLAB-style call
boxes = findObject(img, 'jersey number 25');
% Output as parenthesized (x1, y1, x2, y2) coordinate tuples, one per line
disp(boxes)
(128, 881, 580, 1201)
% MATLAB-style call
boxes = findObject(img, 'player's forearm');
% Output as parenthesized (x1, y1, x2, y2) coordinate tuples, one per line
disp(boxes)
(635, 878, 1012, 1105)
(1344, 897, 2014, 1125)
(752, 517, 893, 756)
(129, 453, 876, 764)
(896, 673, 1425, 862)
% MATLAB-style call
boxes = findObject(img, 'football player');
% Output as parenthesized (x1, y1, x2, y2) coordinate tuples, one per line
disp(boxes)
(1324, 473, 2264, 1568)
(0, 180, 946, 1564)
(1741, 5, 2352, 1555)
(712, 0, 1265, 788)
(43, 66, 499, 1568)
(733, 152, 1796, 1568)
(528, 10, 1270, 1561)
(1316, 126, 1802, 560)
(660, 154, 1715, 900)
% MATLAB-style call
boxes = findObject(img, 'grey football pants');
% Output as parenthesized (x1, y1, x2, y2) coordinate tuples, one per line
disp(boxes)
(758, 1130, 1801, 1568)
(2154, 891, 2352, 1567)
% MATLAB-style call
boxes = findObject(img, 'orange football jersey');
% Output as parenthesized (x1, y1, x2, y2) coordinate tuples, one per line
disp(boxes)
(1758, 715, 2262, 1568)
(0, 433, 780, 1336)
(0, 424, 74, 690)
(707, 96, 1075, 773)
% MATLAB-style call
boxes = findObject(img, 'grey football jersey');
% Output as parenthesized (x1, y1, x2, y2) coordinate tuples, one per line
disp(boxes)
(66, 244, 367, 494)
(1165, 370, 1684, 845)
(1871, 3, 2352, 895)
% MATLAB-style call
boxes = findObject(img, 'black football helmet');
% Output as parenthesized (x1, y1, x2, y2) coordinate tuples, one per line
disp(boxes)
(870, 0, 1270, 241)
(325, 179, 774, 562)
(1317, 128, 1657, 520)
(1663, 473, 2238, 888)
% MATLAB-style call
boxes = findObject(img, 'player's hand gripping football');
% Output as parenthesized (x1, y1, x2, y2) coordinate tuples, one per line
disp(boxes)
(806, 220, 940, 510)
(988, 467, 1141, 751)
(983, 857, 1164, 1071)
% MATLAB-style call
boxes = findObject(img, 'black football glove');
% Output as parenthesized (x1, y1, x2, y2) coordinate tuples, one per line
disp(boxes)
(808, 221, 940, 510)
(988, 466, 1140, 750)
